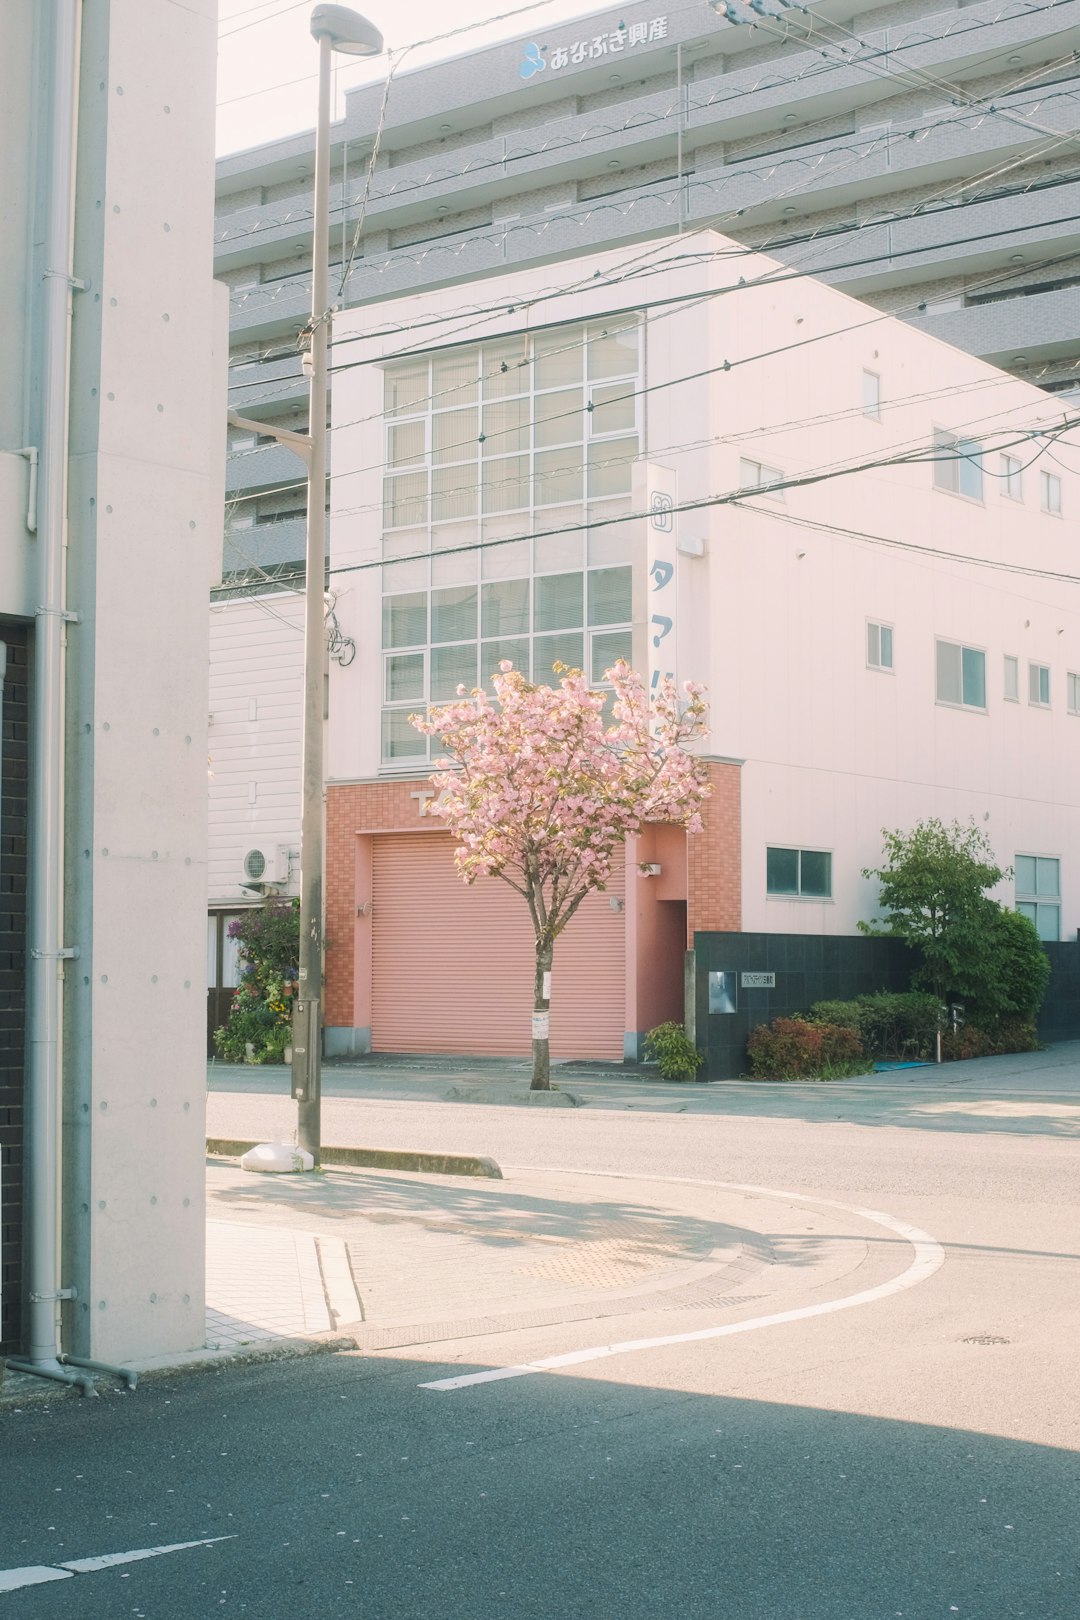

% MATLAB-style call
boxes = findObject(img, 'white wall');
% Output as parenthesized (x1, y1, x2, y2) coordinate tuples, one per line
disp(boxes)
(208, 592, 303, 903)
(329, 237, 1080, 942)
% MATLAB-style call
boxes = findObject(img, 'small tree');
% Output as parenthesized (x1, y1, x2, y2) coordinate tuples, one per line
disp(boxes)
(412, 661, 710, 1089)
(859, 818, 1008, 1002)
(213, 899, 300, 1063)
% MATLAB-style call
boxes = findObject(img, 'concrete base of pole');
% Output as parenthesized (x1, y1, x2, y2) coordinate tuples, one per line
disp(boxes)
(240, 1142, 316, 1174)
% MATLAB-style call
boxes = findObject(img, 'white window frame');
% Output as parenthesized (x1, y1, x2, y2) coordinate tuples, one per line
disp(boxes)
(766, 845, 833, 900)
(935, 637, 987, 712)
(739, 457, 785, 501)
(1028, 661, 1051, 707)
(933, 428, 984, 502)
(861, 369, 881, 420)
(1040, 468, 1063, 516)
(1015, 853, 1061, 942)
(866, 620, 893, 671)
(1004, 654, 1019, 703)
(1000, 453, 1023, 501)
(1067, 671, 1080, 715)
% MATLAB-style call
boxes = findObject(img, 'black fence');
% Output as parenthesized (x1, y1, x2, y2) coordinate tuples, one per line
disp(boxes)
(692, 930, 1080, 1080)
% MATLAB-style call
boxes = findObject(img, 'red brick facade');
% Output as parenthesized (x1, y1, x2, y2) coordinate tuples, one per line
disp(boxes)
(686, 761, 742, 941)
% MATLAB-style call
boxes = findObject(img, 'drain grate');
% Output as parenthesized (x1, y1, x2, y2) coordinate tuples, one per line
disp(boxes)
(962, 1334, 1011, 1345)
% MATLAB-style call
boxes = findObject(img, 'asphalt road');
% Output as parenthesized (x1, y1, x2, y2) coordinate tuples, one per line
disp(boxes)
(5, 1060, 1080, 1618)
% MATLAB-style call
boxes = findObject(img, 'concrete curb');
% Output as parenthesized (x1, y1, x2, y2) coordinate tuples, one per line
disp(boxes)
(205, 1138, 504, 1180)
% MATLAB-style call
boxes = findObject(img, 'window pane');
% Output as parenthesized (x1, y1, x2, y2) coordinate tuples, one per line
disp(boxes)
(533, 328, 582, 391)
(387, 420, 425, 467)
(587, 323, 638, 380)
(384, 360, 429, 417)
(1029, 663, 1049, 704)
(867, 623, 880, 665)
(880, 625, 893, 668)
(483, 337, 528, 398)
(933, 431, 959, 493)
(482, 455, 529, 513)
(533, 632, 583, 681)
(481, 638, 529, 682)
(957, 440, 983, 501)
(382, 708, 427, 759)
(431, 349, 477, 407)
(1015, 855, 1038, 895)
(740, 458, 762, 488)
(430, 642, 477, 700)
(1002, 454, 1022, 500)
(799, 850, 832, 897)
(587, 435, 637, 500)
(535, 446, 583, 507)
(1004, 655, 1019, 701)
(1036, 857, 1060, 896)
(936, 640, 961, 704)
(430, 585, 477, 644)
(382, 592, 426, 649)
(1036, 903, 1060, 941)
(1017, 900, 1038, 928)
(535, 389, 583, 448)
(432, 408, 477, 464)
(1068, 672, 1080, 712)
(535, 571, 583, 632)
(385, 652, 424, 702)
(383, 470, 428, 529)
(588, 566, 632, 626)
(591, 629, 632, 682)
(483, 397, 529, 455)
(431, 464, 478, 523)
(481, 579, 530, 637)
(591, 382, 636, 435)
(766, 847, 799, 895)
(862, 370, 880, 417)
(961, 646, 985, 708)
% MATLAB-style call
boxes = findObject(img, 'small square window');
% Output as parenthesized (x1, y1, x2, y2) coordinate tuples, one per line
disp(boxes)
(936, 639, 986, 710)
(739, 458, 784, 500)
(1067, 671, 1080, 714)
(766, 846, 832, 899)
(1004, 655, 1019, 702)
(933, 430, 983, 501)
(867, 621, 893, 670)
(1001, 454, 1023, 500)
(861, 370, 881, 419)
(1028, 662, 1051, 707)
(1041, 469, 1063, 515)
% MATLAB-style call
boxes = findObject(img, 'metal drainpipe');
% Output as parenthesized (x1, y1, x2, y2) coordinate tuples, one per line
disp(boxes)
(8, 0, 95, 1399)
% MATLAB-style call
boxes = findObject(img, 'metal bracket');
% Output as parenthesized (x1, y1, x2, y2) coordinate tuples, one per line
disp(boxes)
(31, 946, 80, 961)
(43, 268, 88, 291)
(29, 1285, 78, 1303)
(35, 605, 81, 623)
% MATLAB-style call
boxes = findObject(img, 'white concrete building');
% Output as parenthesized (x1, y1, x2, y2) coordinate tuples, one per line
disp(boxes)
(0, 1, 221, 1372)
(318, 235, 1080, 1073)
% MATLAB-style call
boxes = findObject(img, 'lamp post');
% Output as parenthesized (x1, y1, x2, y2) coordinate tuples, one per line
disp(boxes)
(291, 5, 383, 1165)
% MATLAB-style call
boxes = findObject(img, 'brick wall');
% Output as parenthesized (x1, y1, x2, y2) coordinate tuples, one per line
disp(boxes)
(325, 777, 442, 1029)
(687, 760, 742, 941)
(0, 624, 29, 1354)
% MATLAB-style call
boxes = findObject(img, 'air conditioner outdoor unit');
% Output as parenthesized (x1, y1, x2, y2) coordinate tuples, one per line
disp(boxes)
(241, 846, 291, 888)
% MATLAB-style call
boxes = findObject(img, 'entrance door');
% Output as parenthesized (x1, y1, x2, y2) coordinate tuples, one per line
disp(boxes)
(207, 911, 244, 1056)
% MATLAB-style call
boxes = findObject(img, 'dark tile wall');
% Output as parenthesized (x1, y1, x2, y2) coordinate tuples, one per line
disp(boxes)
(694, 929, 1080, 1078)
(0, 622, 29, 1354)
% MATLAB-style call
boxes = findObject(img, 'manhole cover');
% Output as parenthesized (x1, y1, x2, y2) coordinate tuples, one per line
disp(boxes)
(962, 1334, 1011, 1345)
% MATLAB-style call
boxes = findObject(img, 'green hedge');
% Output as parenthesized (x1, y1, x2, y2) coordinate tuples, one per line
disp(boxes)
(808, 991, 944, 1062)
(746, 1018, 873, 1081)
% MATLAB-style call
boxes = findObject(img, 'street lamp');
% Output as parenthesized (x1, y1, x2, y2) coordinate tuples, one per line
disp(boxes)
(231, 6, 383, 1169)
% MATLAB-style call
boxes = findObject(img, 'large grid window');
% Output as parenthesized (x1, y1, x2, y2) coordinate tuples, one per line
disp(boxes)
(1015, 854, 1060, 941)
(380, 322, 640, 763)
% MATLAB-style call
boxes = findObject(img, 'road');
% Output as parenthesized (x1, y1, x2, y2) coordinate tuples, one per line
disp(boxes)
(4, 1055, 1079, 1618)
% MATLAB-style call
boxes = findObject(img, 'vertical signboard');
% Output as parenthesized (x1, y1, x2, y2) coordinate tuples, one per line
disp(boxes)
(637, 462, 678, 701)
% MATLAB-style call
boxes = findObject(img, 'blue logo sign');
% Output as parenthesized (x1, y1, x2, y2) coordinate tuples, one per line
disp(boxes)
(519, 41, 546, 79)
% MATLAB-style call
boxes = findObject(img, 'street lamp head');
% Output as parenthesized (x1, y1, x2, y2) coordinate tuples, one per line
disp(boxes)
(310, 4, 383, 55)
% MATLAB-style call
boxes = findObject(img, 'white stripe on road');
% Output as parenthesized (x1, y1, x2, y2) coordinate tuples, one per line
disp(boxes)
(0, 1537, 236, 1596)
(420, 1180, 945, 1392)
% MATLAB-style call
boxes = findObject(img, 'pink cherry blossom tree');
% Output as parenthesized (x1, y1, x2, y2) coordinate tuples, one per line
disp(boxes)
(411, 661, 710, 1090)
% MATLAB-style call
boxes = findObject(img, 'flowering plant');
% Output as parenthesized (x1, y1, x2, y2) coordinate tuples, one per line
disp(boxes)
(213, 900, 300, 1063)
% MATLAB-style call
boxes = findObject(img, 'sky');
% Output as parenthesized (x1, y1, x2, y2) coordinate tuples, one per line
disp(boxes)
(216, 0, 617, 156)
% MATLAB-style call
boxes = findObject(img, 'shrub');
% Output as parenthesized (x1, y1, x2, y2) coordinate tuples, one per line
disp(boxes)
(746, 1018, 871, 1081)
(940, 1019, 1039, 1062)
(213, 900, 299, 1064)
(808, 991, 944, 1062)
(643, 1021, 704, 1082)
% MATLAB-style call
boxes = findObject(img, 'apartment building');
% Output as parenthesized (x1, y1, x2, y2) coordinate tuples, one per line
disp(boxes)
(319, 237, 1080, 1071)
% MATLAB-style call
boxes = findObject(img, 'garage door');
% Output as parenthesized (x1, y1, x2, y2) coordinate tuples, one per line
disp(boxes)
(371, 832, 625, 1059)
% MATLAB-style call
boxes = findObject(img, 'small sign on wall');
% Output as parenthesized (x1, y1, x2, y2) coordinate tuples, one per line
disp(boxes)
(740, 972, 776, 989)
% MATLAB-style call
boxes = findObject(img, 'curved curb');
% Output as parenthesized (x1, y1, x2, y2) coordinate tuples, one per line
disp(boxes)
(206, 1138, 503, 1179)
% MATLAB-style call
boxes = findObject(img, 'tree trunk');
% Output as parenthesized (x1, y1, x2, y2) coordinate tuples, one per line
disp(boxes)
(531, 936, 554, 1090)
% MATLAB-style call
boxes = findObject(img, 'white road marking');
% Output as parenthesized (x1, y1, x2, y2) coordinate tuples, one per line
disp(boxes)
(0, 1537, 235, 1596)
(420, 1180, 945, 1392)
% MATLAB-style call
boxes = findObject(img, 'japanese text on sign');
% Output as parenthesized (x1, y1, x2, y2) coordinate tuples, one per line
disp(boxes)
(520, 18, 668, 80)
